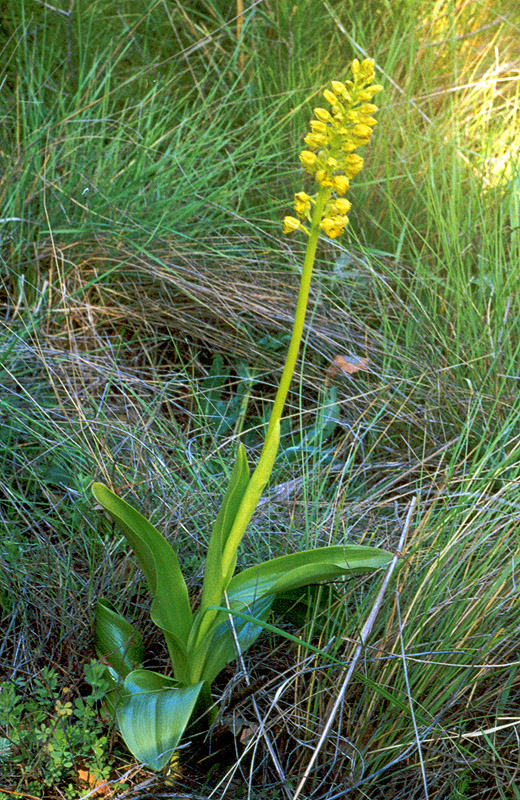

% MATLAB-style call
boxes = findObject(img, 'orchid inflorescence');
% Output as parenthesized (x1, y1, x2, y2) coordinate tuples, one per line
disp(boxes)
(283, 58, 382, 240)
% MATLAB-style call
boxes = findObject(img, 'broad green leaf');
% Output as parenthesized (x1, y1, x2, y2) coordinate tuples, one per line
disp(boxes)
(200, 443, 250, 613)
(190, 543, 390, 680)
(116, 669, 204, 771)
(226, 544, 392, 608)
(200, 595, 274, 683)
(94, 599, 144, 679)
(92, 483, 192, 651)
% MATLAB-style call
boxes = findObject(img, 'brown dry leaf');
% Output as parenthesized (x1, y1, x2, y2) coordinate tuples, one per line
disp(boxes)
(326, 355, 370, 381)
(77, 768, 112, 797)
(239, 724, 258, 745)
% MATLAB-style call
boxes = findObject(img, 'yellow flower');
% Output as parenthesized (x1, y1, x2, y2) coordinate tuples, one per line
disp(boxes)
(304, 132, 328, 149)
(320, 216, 349, 238)
(283, 216, 302, 234)
(352, 123, 372, 139)
(331, 80, 352, 103)
(359, 58, 375, 81)
(331, 80, 346, 95)
(358, 86, 383, 101)
(344, 153, 364, 177)
(299, 150, 317, 170)
(294, 191, 313, 218)
(332, 175, 349, 195)
(332, 197, 351, 215)
(358, 115, 378, 127)
(315, 169, 334, 188)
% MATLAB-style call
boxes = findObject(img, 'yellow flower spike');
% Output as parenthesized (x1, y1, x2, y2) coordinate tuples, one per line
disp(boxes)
(285, 59, 381, 239)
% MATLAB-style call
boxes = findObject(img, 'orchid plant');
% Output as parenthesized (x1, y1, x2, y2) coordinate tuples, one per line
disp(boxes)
(92, 58, 388, 771)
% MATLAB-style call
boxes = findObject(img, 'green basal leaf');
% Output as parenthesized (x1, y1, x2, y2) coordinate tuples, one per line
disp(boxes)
(226, 544, 392, 607)
(116, 669, 204, 771)
(94, 599, 144, 679)
(92, 483, 192, 651)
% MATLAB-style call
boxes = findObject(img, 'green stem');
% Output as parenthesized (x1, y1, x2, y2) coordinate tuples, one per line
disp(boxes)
(263, 186, 331, 449)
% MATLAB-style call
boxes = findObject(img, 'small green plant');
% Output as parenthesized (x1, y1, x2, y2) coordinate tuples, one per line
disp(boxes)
(92, 58, 389, 771)
(0, 663, 117, 798)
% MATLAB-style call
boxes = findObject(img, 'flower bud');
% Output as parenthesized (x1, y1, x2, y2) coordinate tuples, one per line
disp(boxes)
(310, 120, 328, 134)
(358, 85, 383, 101)
(331, 80, 346, 95)
(359, 58, 375, 81)
(323, 89, 337, 105)
(304, 132, 328, 149)
(314, 107, 331, 122)
(352, 123, 372, 139)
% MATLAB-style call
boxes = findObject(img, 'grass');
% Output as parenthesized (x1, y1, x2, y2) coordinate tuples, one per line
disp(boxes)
(1, 0, 520, 797)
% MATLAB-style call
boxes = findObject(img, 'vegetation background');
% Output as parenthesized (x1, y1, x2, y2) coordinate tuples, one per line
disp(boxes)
(1, 0, 520, 797)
